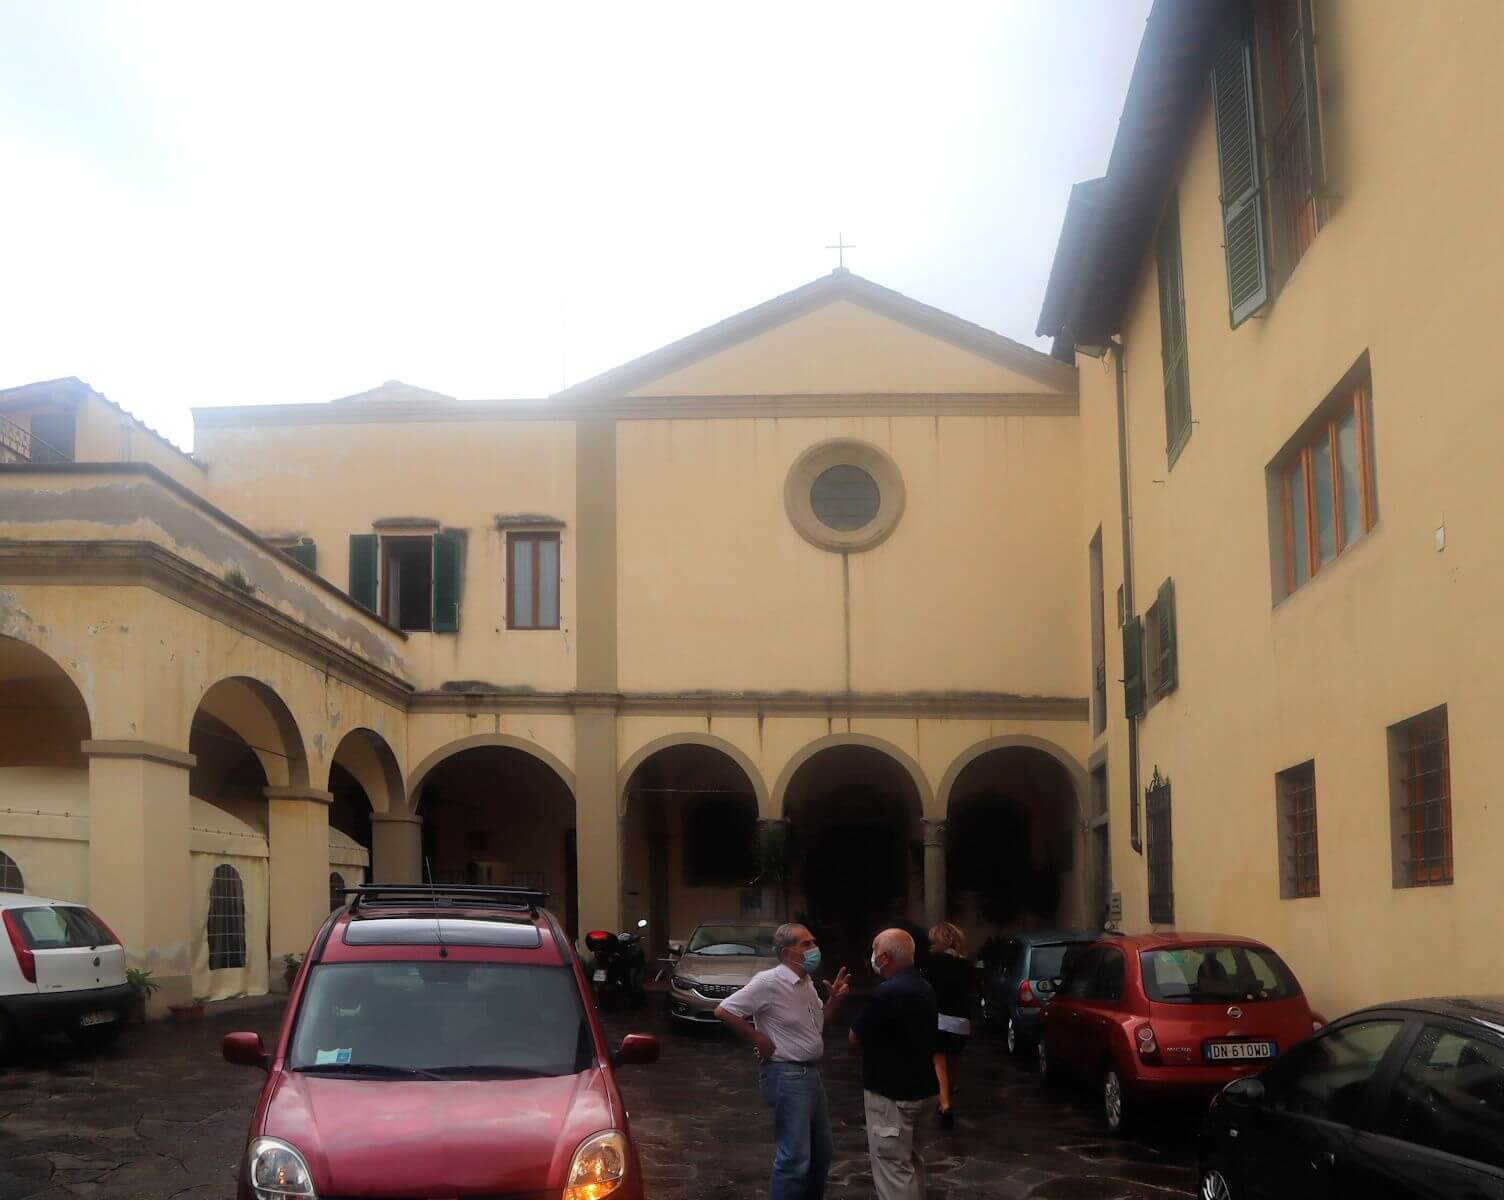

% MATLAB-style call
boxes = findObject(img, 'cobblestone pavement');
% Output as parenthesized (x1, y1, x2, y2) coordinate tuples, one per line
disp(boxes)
(0, 996, 1197, 1199)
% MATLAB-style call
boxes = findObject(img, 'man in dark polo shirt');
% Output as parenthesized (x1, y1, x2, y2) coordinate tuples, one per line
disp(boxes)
(847, 928, 938, 1200)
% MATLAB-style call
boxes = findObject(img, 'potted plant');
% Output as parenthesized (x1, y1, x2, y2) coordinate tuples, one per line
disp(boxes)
(125, 967, 159, 1023)
(283, 953, 302, 988)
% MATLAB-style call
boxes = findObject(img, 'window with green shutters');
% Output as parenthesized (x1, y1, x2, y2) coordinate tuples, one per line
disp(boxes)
(1156, 194, 1192, 462)
(1122, 616, 1146, 719)
(348, 534, 377, 613)
(284, 541, 316, 572)
(1211, 6, 1271, 327)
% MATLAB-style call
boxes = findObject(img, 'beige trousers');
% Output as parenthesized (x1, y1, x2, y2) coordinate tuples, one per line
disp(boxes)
(863, 1089, 936, 1200)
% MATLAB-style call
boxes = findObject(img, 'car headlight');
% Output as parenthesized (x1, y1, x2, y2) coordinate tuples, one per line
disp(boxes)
(247, 1136, 316, 1199)
(565, 1129, 628, 1199)
(671, 974, 694, 992)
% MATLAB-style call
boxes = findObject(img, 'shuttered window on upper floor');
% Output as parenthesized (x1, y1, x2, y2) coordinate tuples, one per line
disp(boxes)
(1156, 193, 1192, 463)
(1212, 0, 1327, 326)
(347, 530, 462, 633)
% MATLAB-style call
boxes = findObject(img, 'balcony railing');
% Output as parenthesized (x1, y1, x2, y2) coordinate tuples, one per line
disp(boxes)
(0, 414, 72, 464)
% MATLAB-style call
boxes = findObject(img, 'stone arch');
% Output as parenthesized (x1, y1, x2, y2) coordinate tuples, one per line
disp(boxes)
(190, 675, 309, 789)
(0, 632, 96, 746)
(773, 732, 933, 818)
(618, 732, 769, 819)
(407, 733, 576, 811)
(937, 734, 1088, 818)
(327, 727, 404, 815)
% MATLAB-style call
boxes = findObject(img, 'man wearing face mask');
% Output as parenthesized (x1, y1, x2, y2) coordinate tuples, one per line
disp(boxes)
(716, 923, 851, 1200)
(847, 928, 938, 1200)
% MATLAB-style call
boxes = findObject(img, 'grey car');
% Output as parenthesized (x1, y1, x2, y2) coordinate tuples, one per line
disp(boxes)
(666, 922, 781, 1027)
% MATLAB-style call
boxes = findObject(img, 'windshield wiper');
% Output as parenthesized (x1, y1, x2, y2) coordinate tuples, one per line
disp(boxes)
(422, 1065, 554, 1079)
(295, 1063, 445, 1080)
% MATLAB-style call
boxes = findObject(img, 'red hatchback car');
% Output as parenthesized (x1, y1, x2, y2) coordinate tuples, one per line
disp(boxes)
(1038, 933, 1322, 1134)
(222, 884, 659, 1200)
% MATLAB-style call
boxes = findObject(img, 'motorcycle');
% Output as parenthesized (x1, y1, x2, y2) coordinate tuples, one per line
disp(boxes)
(585, 919, 648, 1010)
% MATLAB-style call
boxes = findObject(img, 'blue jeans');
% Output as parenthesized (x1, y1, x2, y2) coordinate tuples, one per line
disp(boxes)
(758, 1062, 832, 1200)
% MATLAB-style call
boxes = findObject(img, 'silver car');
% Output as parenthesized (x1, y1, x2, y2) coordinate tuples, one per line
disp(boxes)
(667, 922, 781, 1027)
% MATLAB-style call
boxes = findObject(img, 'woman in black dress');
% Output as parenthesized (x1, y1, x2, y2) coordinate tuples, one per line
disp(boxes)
(924, 922, 974, 1129)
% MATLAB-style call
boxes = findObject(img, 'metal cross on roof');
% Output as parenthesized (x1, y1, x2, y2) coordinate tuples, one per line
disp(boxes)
(825, 233, 855, 269)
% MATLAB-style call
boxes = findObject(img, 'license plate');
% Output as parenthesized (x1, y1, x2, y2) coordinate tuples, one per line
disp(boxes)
(593, 969, 607, 982)
(80, 1011, 116, 1027)
(1207, 1041, 1273, 1061)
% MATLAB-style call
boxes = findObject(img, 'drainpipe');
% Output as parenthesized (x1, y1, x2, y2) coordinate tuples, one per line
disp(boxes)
(1110, 338, 1142, 853)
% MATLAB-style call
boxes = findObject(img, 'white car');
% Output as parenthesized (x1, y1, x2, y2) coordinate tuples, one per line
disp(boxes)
(1, 892, 132, 1055)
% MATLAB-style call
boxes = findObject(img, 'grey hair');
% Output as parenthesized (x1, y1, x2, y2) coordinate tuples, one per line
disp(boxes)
(773, 923, 806, 954)
(875, 928, 915, 966)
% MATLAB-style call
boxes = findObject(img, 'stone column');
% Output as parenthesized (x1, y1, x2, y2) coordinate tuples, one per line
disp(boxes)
(922, 818, 948, 929)
(265, 786, 332, 971)
(574, 702, 622, 949)
(370, 811, 423, 882)
(83, 740, 196, 1011)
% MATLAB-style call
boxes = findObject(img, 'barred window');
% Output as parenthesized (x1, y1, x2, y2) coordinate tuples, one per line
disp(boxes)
(1391, 708, 1452, 888)
(1146, 770, 1174, 924)
(1276, 761, 1319, 898)
(207, 864, 248, 969)
(329, 872, 346, 912)
(0, 851, 24, 894)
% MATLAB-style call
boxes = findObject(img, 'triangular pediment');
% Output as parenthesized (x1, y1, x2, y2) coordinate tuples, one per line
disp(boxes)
(553, 271, 1074, 402)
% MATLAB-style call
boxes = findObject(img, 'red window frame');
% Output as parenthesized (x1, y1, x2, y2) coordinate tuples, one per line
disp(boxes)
(1281, 385, 1375, 594)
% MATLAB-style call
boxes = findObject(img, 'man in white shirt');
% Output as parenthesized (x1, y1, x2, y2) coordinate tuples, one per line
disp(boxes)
(716, 923, 851, 1200)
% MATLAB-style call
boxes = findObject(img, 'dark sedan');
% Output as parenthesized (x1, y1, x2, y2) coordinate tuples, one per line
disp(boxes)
(978, 930, 1095, 1057)
(1199, 995, 1504, 1199)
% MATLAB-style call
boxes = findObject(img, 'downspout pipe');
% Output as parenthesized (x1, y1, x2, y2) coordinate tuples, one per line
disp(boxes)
(1109, 337, 1142, 853)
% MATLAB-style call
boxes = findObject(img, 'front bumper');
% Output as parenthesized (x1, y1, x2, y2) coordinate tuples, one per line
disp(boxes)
(0, 983, 134, 1035)
(667, 981, 736, 1023)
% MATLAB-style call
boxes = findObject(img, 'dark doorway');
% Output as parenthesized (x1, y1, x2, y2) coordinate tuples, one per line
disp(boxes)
(381, 536, 432, 631)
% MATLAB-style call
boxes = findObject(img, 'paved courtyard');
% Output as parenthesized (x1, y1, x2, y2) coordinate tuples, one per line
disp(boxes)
(0, 996, 1197, 1199)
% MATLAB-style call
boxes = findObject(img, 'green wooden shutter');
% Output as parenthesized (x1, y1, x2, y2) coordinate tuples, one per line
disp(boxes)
(1156, 196, 1191, 452)
(1123, 616, 1146, 718)
(431, 530, 462, 633)
(1211, 7, 1270, 327)
(1156, 577, 1178, 693)
(286, 541, 316, 572)
(348, 534, 377, 613)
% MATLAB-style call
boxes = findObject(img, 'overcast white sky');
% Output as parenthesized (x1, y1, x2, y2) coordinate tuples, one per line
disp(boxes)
(0, 1, 1149, 452)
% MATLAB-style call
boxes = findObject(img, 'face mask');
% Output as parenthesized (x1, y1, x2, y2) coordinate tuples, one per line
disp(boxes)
(801, 947, 822, 974)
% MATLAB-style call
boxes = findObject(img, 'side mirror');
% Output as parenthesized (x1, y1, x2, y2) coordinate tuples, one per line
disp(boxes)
(1221, 1077, 1266, 1108)
(223, 1031, 269, 1071)
(613, 1033, 660, 1068)
(667, 941, 684, 958)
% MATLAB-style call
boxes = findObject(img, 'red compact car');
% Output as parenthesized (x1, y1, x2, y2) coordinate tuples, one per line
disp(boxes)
(1037, 933, 1322, 1134)
(222, 884, 659, 1199)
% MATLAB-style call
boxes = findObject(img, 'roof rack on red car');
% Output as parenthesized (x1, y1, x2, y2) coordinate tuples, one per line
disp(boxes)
(344, 883, 549, 916)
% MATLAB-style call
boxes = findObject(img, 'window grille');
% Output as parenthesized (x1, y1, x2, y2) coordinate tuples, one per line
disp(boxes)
(1146, 770, 1174, 924)
(1278, 762, 1319, 897)
(0, 851, 24, 894)
(1401, 712, 1452, 886)
(208, 864, 248, 970)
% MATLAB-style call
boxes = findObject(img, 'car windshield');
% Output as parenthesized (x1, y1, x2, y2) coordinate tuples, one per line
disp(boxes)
(1030, 942, 1090, 980)
(687, 925, 776, 956)
(288, 962, 593, 1077)
(1141, 945, 1301, 1004)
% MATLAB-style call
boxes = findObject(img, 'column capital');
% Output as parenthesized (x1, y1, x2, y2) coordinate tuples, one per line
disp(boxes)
(921, 817, 948, 847)
(371, 811, 423, 826)
(81, 739, 196, 769)
(263, 786, 334, 805)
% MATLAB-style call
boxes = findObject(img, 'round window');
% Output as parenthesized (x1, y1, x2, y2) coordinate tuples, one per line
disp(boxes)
(810, 465, 880, 531)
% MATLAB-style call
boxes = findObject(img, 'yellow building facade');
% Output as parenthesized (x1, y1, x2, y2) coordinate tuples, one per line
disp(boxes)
(1, 0, 1497, 1020)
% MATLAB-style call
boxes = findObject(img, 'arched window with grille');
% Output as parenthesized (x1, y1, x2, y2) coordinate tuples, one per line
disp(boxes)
(329, 872, 346, 912)
(207, 864, 247, 970)
(0, 851, 23, 895)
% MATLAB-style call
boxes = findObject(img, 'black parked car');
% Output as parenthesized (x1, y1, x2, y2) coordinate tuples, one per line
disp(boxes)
(977, 930, 1095, 1058)
(1199, 995, 1504, 1199)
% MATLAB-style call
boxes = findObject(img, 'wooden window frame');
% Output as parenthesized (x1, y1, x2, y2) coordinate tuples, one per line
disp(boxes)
(1146, 769, 1174, 924)
(378, 534, 435, 632)
(1253, 0, 1325, 288)
(1281, 385, 1375, 595)
(1277, 761, 1319, 898)
(1156, 193, 1193, 463)
(507, 531, 561, 631)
